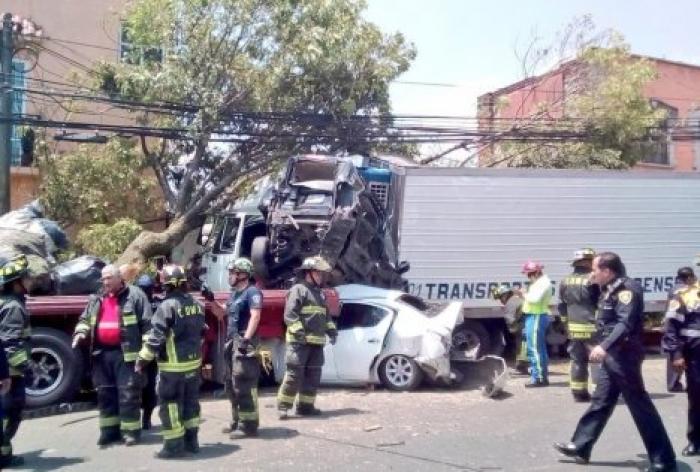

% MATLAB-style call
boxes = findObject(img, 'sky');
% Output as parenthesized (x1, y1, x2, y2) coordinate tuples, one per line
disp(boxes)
(364, 0, 699, 119)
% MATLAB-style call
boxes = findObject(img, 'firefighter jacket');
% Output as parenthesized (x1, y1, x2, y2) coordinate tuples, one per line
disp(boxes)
(0, 293, 30, 376)
(503, 294, 524, 334)
(139, 291, 207, 373)
(74, 284, 152, 362)
(558, 268, 600, 340)
(594, 277, 644, 351)
(661, 282, 700, 361)
(284, 281, 336, 346)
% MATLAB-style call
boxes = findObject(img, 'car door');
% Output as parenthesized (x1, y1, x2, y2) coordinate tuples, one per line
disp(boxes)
(328, 302, 394, 382)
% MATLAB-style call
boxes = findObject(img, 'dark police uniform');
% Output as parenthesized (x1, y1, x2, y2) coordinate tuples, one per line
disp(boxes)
(0, 293, 30, 462)
(224, 284, 263, 435)
(558, 268, 600, 400)
(277, 281, 336, 413)
(139, 291, 207, 455)
(662, 282, 700, 452)
(569, 277, 676, 466)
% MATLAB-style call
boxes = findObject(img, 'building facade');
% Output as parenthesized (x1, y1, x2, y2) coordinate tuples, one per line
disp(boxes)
(477, 55, 700, 171)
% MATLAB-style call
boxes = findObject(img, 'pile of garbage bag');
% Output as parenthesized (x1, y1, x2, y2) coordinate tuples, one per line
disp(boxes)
(0, 201, 105, 295)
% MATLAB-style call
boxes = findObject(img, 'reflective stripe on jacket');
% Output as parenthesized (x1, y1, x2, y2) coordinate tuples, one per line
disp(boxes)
(284, 282, 336, 346)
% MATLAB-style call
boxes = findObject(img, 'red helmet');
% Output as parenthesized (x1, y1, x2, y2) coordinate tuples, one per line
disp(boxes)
(521, 260, 544, 274)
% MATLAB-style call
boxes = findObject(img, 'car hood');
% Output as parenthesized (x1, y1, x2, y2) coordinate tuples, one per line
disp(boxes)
(413, 302, 463, 381)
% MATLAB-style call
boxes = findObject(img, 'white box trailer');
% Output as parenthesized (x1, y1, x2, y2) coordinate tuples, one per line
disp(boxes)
(394, 168, 700, 357)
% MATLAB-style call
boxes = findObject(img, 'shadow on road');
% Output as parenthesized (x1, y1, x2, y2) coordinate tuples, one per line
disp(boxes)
(256, 426, 300, 441)
(16, 449, 85, 471)
(559, 458, 641, 468)
(294, 407, 366, 420)
(180, 442, 239, 460)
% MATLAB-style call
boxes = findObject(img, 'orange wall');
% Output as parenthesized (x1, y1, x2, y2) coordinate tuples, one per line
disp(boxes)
(10, 167, 40, 209)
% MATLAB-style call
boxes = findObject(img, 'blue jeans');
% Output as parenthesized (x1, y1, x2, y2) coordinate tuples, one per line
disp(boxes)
(524, 314, 550, 383)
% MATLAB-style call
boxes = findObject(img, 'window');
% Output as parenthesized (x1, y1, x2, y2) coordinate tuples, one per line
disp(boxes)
(217, 217, 241, 254)
(337, 303, 391, 330)
(119, 23, 163, 64)
(637, 100, 677, 166)
(10, 61, 25, 167)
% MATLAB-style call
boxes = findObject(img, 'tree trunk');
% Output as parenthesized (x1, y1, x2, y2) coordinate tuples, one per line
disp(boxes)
(115, 213, 205, 266)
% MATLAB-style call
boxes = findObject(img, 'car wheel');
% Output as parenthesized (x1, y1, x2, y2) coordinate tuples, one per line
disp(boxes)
(451, 320, 491, 361)
(378, 354, 424, 391)
(26, 328, 84, 408)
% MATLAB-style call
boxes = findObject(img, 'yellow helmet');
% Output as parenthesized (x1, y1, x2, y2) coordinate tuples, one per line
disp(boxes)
(0, 255, 29, 286)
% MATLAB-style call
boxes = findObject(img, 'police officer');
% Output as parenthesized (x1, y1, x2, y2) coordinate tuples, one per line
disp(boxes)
(558, 248, 600, 402)
(277, 256, 337, 419)
(73, 264, 152, 447)
(664, 268, 695, 393)
(517, 260, 552, 387)
(492, 285, 528, 375)
(134, 274, 160, 430)
(220, 257, 263, 438)
(662, 267, 700, 457)
(0, 255, 31, 467)
(136, 265, 207, 459)
(555, 252, 677, 472)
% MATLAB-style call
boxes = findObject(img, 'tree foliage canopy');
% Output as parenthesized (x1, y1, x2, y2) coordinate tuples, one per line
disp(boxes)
(490, 21, 666, 169)
(90, 0, 416, 262)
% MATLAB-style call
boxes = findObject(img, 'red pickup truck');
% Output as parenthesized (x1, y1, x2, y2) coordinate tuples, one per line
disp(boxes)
(24, 289, 339, 408)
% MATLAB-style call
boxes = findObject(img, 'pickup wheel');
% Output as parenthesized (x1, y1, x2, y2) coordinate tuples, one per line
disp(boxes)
(451, 320, 491, 361)
(26, 328, 84, 408)
(378, 354, 424, 391)
(251, 236, 271, 281)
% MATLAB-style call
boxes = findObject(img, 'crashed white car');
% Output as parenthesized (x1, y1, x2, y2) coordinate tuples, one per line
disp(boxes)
(320, 284, 463, 391)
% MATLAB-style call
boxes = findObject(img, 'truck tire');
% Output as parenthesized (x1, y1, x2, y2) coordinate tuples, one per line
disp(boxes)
(451, 320, 491, 361)
(26, 328, 83, 408)
(251, 236, 270, 281)
(378, 354, 424, 391)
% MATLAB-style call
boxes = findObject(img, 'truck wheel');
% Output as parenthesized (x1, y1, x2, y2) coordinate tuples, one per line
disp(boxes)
(451, 321, 491, 361)
(378, 354, 424, 391)
(251, 236, 270, 281)
(26, 328, 84, 408)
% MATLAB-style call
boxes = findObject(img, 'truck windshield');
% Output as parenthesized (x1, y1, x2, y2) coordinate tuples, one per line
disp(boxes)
(218, 217, 241, 253)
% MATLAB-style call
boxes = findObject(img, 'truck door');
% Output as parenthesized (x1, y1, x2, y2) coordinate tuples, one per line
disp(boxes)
(328, 303, 394, 382)
(202, 214, 245, 291)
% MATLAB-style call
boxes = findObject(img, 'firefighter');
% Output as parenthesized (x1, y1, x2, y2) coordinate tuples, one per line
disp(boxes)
(136, 265, 207, 459)
(72, 264, 152, 447)
(277, 256, 337, 419)
(219, 257, 263, 438)
(0, 255, 32, 467)
(555, 252, 676, 471)
(558, 248, 600, 402)
(662, 267, 700, 457)
(134, 274, 160, 430)
(516, 260, 552, 387)
(492, 285, 528, 375)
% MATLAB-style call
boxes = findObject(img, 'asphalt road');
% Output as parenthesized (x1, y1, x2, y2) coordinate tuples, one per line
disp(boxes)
(12, 355, 699, 471)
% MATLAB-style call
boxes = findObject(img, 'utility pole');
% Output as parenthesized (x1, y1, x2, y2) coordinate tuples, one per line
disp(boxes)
(0, 13, 12, 214)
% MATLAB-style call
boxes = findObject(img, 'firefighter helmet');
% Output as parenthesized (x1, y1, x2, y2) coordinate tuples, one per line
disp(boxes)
(162, 264, 186, 287)
(0, 254, 29, 286)
(521, 260, 544, 274)
(300, 256, 332, 273)
(227, 257, 254, 275)
(491, 284, 513, 300)
(572, 248, 596, 264)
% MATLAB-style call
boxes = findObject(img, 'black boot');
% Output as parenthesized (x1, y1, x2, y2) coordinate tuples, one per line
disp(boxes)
(553, 442, 589, 464)
(682, 443, 700, 456)
(155, 445, 185, 459)
(97, 429, 122, 447)
(0, 455, 24, 468)
(184, 429, 200, 454)
(572, 391, 591, 402)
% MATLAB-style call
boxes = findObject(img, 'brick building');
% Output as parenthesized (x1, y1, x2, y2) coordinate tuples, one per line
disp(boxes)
(477, 54, 700, 171)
